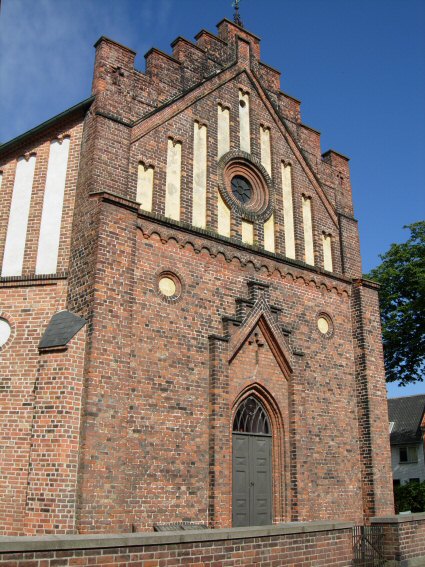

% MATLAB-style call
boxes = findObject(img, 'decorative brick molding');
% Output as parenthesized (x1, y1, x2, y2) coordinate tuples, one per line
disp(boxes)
(137, 212, 353, 297)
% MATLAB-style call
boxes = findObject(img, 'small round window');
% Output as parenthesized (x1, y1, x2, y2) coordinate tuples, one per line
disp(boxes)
(0, 318, 11, 348)
(231, 175, 252, 204)
(317, 313, 333, 337)
(159, 277, 176, 297)
(157, 271, 182, 301)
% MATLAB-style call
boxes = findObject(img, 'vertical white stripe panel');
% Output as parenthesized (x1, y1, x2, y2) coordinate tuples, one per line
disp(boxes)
(136, 163, 154, 212)
(165, 139, 182, 221)
(241, 221, 254, 245)
(260, 126, 272, 176)
(192, 123, 207, 228)
(239, 91, 250, 153)
(217, 191, 231, 237)
(2, 155, 36, 276)
(322, 234, 333, 271)
(302, 196, 315, 265)
(263, 214, 275, 253)
(281, 163, 296, 259)
(217, 105, 230, 159)
(36, 138, 70, 275)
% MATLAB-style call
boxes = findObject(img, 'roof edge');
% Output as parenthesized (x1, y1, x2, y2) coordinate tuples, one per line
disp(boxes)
(93, 36, 136, 55)
(0, 96, 95, 158)
(216, 18, 261, 41)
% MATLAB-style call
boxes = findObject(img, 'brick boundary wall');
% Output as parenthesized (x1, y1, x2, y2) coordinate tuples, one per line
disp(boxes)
(0, 521, 354, 566)
(371, 512, 425, 566)
(1, 515, 425, 566)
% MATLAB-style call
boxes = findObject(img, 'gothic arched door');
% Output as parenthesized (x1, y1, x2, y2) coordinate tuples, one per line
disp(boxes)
(232, 396, 272, 527)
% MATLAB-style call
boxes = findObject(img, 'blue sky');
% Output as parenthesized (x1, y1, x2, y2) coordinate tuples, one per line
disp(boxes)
(1, 0, 424, 397)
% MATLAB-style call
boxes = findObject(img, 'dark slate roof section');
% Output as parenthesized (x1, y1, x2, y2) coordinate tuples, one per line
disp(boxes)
(388, 394, 425, 445)
(39, 311, 86, 350)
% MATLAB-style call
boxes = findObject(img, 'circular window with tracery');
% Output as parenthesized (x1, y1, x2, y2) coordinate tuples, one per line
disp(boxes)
(231, 175, 252, 204)
(218, 150, 274, 222)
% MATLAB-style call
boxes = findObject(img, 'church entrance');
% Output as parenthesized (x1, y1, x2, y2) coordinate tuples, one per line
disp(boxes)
(232, 396, 272, 527)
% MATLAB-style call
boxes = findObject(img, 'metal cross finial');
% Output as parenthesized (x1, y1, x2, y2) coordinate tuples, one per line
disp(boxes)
(232, 0, 244, 28)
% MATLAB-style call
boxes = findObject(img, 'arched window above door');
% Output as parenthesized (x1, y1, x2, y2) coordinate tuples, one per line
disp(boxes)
(233, 396, 271, 435)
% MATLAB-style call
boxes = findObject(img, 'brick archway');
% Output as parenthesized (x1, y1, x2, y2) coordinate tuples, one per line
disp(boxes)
(232, 383, 289, 524)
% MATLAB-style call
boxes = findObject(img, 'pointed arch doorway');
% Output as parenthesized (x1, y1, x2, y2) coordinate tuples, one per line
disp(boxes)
(232, 396, 272, 527)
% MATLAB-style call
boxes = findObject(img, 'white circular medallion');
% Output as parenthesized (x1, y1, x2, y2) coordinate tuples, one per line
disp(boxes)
(158, 277, 177, 297)
(0, 318, 11, 347)
(317, 316, 329, 335)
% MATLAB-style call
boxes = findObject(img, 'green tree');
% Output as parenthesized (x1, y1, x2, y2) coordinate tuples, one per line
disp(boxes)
(394, 480, 425, 513)
(366, 221, 425, 386)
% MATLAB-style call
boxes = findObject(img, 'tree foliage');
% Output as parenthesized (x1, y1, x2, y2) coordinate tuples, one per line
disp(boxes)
(366, 221, 425, 386)
(394, 480, 425, 513)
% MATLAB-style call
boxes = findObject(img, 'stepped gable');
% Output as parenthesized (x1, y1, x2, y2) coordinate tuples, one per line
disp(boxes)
(91, 19, 351, 198)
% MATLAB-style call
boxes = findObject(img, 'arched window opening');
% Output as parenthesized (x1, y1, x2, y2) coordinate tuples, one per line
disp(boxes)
(233, 396, 271, 435)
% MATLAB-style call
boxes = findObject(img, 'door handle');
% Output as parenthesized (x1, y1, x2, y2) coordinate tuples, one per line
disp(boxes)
(250, 481, 255, 486)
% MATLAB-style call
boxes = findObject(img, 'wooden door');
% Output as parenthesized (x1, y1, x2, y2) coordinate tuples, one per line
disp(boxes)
(232, 433, 272, 526)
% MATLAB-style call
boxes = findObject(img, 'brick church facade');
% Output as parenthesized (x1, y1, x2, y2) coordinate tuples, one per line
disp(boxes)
(0, 18, 394, 536)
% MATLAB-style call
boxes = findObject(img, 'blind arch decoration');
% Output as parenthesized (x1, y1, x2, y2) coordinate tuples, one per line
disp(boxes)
(233, 396, 271, 435)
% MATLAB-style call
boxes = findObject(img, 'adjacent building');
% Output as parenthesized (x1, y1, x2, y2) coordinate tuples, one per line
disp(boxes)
(388, 394, 425, 486)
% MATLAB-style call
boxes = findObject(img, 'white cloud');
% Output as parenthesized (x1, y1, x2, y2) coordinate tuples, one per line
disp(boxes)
(0, 0, 175, 142)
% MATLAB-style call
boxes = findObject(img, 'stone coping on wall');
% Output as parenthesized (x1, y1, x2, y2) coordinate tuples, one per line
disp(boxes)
(0, 520, 354, 553)
(371, 512, 425, 524)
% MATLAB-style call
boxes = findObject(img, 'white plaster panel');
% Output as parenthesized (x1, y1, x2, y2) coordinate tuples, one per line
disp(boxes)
(217, 106, 230, 159)
(281, 163, 295, 259)
(192, 123, 207, 228)
(322, 233, 333, 272)
(263, 214, 275, 253)
(239, 91, 251, 153)
(241, 221, 254, 245)
(217, 191, 231, 237)
(2, 155, 36, 276)
(165, 139, 182, 221)
(302, 196, 315, 265)
(36, 138, 70, 275)
(136, 163, 154, 212)
(260, 127, 272, 176)
(391, 444, 425, 484)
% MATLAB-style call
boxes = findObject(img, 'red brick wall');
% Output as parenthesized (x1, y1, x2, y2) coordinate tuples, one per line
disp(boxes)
(72, 201, 366, 532)
(2, 517, 425, 566)
(0, 116, 85, 535)
(0, 523, 354, 566)
(23, 329, 86, 535)
(372, 513, 425, 563)
(352, 281, 394, 521)
(0, 281, 86, 535)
